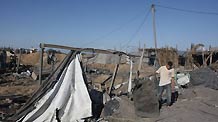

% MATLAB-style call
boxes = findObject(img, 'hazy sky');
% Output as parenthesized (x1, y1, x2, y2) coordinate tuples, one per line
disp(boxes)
(0, 0, 218, 51)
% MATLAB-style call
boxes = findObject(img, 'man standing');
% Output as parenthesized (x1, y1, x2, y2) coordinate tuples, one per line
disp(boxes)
(156, 61, 175, 107)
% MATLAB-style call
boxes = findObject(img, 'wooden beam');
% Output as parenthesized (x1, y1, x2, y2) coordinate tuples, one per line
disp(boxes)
(40, 43, 154, 58)
(40, 43, 127, 56)
(108, 55, 121, 96)
(108, 63, 119, 96)
(39, 47, 44, 85)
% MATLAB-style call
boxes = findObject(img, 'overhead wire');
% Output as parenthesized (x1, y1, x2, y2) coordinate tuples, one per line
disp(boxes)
(154, 4, 218, 50)
(82, 8, 150, 47)
(156, 4, 218, 16)
(121, 8, 151, 50)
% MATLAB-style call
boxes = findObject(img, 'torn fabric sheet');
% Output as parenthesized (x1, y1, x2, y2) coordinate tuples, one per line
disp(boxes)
(19, 55, 92, 122)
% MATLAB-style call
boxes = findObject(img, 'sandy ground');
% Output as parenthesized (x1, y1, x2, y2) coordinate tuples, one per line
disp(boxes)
(20, 52, 66, 68)
(155, 86, 218, 122)
(105, 85, 218, 122)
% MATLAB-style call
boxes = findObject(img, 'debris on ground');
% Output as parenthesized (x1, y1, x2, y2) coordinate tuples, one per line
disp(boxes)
(1, 46, 218, 122)
(190, 67, 218, 90)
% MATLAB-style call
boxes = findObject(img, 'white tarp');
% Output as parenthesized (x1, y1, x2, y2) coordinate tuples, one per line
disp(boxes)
(19, 55, 92, 122)
(177, 73, 190, 86)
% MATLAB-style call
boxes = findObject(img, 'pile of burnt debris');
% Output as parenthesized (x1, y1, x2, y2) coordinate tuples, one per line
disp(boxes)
(0, 48, 62, 120)
(1, 44, 218, 122)
(0, 72, 38, 120)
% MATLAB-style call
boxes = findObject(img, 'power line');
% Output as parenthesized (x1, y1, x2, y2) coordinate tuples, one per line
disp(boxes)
(82, 8, 150, 47)
(121, 8, 151, 50)
(156, 4, 218, 16)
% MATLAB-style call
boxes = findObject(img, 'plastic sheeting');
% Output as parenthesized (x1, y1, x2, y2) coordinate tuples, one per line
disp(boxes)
(19, 55, 92, 122)
(176, 73, 190, 86)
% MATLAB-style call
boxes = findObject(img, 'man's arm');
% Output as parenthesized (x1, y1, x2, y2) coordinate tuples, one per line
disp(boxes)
(156, 66, 162, 74)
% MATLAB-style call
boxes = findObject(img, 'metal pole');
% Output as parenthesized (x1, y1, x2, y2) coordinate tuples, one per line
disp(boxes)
(138, 44, 145, 71)
(128, 58, 133, 94)
(39, 43, 44, 85)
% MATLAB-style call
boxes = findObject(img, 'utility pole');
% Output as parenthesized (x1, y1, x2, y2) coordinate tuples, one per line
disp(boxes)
(152, 4, 158, 67)
(152, 4, 157, 51)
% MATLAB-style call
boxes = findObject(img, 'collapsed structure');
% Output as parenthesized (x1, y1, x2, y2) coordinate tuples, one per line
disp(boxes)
(9, 44, 159, 122)
(1, 43, 218, 122)
(15, 54, 92, 121)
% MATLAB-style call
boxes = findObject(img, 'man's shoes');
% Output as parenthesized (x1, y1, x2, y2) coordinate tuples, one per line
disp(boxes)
(159, 100, 162, 109)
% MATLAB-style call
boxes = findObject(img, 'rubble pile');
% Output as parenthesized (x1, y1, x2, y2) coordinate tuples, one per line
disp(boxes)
(1, 46, 218, 122)
(190, 67, 218, 90)
(133, 78, 159, 118)
(0, 73, 38, 120)
(0, 50, 66, 120)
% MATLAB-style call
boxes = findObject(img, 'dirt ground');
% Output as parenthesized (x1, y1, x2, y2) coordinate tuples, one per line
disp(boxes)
(155, 86, 218, 122)
(105, 85, 218, 122)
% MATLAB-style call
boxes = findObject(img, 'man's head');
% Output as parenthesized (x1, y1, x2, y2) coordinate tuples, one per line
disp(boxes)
(166, 61, 173, 70)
